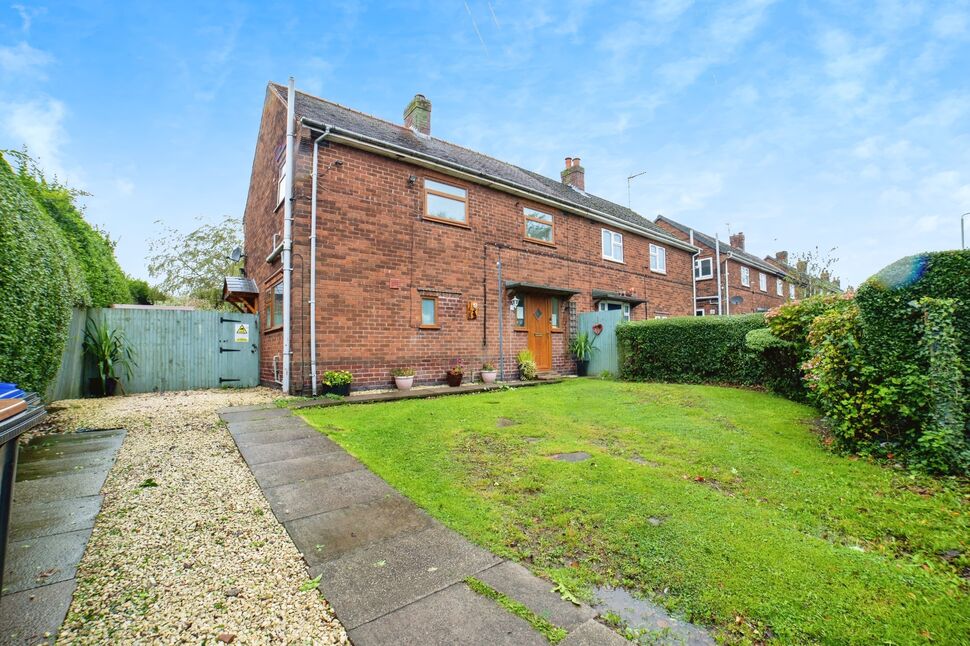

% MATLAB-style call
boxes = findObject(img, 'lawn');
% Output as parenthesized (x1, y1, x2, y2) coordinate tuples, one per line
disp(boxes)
(297, 380, 969, 645)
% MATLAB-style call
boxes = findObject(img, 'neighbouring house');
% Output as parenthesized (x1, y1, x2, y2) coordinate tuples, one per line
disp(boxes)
(763, 251, 843, 299)
(239, 81, 697, 392)
(654, 215, 792, 315)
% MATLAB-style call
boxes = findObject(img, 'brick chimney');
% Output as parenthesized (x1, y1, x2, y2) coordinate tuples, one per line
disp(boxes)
(775, 250, 789, 264)
(404, 94, 432, 136)
(729, 232, 745, 250)
(561, 156, 585, 191)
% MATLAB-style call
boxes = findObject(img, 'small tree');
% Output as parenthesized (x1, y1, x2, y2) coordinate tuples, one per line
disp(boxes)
(147, 216, 241, 309)
(793, 246, 841, 296)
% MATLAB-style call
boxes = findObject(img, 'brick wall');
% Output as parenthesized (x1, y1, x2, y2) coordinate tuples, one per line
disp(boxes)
(245, 105, 694, 392)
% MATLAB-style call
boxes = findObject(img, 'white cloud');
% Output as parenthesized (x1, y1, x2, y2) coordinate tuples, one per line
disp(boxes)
(1, 98, 68, 176)
(932, 9, 969, 38)
(115, 177, 135, 196)
(0, 41, 53, 77)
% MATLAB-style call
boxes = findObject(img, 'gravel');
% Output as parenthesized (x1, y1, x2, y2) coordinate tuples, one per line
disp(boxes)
(45, 388, 348, 644)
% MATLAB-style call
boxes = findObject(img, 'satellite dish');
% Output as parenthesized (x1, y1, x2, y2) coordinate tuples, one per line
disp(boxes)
(730, 295, 743, 305)
(229, 246, 243, 263)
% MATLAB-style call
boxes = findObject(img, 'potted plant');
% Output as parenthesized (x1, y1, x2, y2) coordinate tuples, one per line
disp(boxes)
(445, 358, 464, 387)
(322, 370, 353, 396)
(83, 318, 137, 397)
(480, 362, 498, 384)
(392, 367, 415, 390)
(570, 331, 597, 377)
(516, 350, 537, 381)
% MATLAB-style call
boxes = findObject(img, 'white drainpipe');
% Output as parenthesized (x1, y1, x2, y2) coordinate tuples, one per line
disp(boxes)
(282, 77, 296, 394)
(689, 229, 698, 314)
(714, 235, 722, 315)
(309, 126, 332, 396)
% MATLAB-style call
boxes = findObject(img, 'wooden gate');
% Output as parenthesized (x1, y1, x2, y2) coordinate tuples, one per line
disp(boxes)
(577, 309, 623, 376)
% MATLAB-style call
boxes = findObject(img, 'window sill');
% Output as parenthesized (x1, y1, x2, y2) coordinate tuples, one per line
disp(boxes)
(423, 215, 470, 229)
(524, 237, 556, 248)
(265, 325, 282, 334)
(651, 268, 667, 275)
(513, 327, 528, 333)
(696, 275, 713, 281)
(418, 324, 441, 330)
(602, 256, 625, 265)
(551, 328, 563, 334)
(274, 199, 284, 213)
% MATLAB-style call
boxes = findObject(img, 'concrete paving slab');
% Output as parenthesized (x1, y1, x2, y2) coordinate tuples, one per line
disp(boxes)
(348, 582, 545, 646)
(477, 561, 596, 631)
(250, 451, 364, 489)
(2, 529, 92, 595)
(226, 417, 311, 437)
(550, 451, 592, 462)
(233, 425, 320, 447)
(264, 469, 398, 522)
(12, 467, 111, 504)
(15, 452, 115, 482)
(9, 496, 102, 542)
(218, 404, 278, 414)
(0, 579, 76, 645)
(236, 434, 342, 466)
(309, 524, 501, 629)
(219, 407, 292, 423)
(560, 619, 628, 645)
(18, 435, 124, 463)
(286, 496, 435, 567)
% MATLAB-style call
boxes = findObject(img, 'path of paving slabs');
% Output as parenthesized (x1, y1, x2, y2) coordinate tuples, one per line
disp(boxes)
(0, 429, 125, 645)
(220, 405, 626, 646)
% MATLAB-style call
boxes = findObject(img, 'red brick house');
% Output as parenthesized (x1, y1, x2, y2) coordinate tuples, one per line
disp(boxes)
(238, 80, 697, 393)
(654, 215, 792, 315)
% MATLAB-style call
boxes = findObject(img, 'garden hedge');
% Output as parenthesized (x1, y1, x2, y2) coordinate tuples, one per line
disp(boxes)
(617, 314, 765, 384)
(0, 157, 89, 393)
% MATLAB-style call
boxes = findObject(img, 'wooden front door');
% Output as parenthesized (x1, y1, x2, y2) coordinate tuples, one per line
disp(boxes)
(524, 294, 552, 370)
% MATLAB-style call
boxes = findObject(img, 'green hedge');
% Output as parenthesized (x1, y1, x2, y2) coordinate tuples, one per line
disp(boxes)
(0, 157, 89, 393)
(617, 314, 765, 384)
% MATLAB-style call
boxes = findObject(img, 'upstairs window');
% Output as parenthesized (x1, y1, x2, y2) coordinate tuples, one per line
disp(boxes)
(649, 244, 666, 273)
(789, 283, 796, 299)
(602, 229, 624, 263)
(420, 296, 439, 328)
(740, 266, 750, 287)
(266, 280, 283, 330)
(759, 272, 767, 292)
(695, 257, 713, 279)
(424, 179, 468, 225)
(524, 207, 554, 244)
(276, 158, 286, 207)
(776, 278, 783, 296)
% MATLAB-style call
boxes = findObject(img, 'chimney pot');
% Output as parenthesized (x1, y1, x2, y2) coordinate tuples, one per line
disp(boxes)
(561, 155, 585, 191)
(729, 232, 745, 251)
(404, 94, 432, 136)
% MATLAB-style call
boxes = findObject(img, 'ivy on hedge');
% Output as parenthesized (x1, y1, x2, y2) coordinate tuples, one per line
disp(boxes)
(0, 156, 89, 393)
(617, 314, 765, 384)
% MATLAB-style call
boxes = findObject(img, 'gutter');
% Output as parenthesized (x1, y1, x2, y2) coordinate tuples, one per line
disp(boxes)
(299, 118, 698, 254)
(308, 126, 332, 396)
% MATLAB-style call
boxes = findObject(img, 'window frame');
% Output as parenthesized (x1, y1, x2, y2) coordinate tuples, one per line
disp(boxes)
(789, 283, 796, 299)
(550, 296, 561, 330)
(598, 300, 631, 321)
(601, 229, 624, 263)
(740, 266, 750, 287)
(759, 272, 767, 292)
(264, 278, 284, 332)
(649, 244, 667, 274)
(423, 178, 469, 227)
(694, 257, 713, 280)
(419, 295, 440, 329)
(776, 278, 783, 296)
(523, 206, 555, 246)
(276, 158, 286, 208)
(695, 308, 706, 316)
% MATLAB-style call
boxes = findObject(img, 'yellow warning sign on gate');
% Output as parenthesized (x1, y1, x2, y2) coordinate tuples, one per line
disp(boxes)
(234, 323, 249, 343)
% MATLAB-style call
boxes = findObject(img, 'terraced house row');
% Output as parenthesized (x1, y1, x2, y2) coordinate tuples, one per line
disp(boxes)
(232, 80, 828, 392)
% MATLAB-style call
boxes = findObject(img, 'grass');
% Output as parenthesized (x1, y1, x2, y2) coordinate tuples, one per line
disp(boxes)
(297, 380, 969, 645)
(465, 576, 568, 643)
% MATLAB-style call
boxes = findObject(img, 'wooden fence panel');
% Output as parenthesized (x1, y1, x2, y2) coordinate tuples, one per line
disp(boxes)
(577, 310, 624, 376)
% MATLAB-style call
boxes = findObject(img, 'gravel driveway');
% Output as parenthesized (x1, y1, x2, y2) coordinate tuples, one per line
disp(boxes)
(43, 388, 348, 644)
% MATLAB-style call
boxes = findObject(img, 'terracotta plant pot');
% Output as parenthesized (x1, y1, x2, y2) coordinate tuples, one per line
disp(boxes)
(394, 376, 414, 390)
(445, 371, 463, 387)
(480, 370, 498, 384)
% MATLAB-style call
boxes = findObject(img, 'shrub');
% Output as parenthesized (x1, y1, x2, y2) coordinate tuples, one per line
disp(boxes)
(516, 350, 537, 381)
(744, 328, 804, 400)
(391, 367, 414, 377)
(0, 156, 89, 393)
(617, 314, 764, 384)
(127, 277, 168, 305)
(322, 370, 353, 386)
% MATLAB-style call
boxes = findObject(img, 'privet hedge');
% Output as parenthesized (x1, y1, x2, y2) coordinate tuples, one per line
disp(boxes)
(617, 314, 765, 384)
(0, 157, 89, 393)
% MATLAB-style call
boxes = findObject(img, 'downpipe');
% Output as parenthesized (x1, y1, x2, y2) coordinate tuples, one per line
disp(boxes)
(309, 126, 332, 396)
(282, 77, 296, 394)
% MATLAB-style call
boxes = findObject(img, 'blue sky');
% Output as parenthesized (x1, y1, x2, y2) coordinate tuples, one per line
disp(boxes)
(2, 1, 969, 288)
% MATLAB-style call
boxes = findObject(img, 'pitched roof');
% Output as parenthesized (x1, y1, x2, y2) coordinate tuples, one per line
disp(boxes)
(654, 215, 785, 277)
(269, 83, 694, 251)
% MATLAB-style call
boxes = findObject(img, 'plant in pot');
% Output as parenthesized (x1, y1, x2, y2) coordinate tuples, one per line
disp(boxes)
(392, 367, 415, 391)
(445, 358, 464, 387)
(480, 362, 498, 384)
(516, 350, 537, 381)
(570, 331, 597, 377)
(83, 318, 137, 397)
(321, 370, 353, 396)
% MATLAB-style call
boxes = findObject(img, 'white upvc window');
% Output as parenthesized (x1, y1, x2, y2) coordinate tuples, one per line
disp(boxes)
(649, 244, 666, 273)
(740, 266, 750, 287)
(276, 158, 286, 206)
(695, 308, 706, 316)
(598, 300, 631, 321)
(694, 257, 713, 279)
(776, 278, 783, 296)
(601, 229, 623, 263)
(789, 283, 796, 299)
(759, 272, 767, 292)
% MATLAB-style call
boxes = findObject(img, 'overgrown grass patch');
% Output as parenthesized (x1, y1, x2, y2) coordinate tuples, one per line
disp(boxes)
(298, 380, 969, 644)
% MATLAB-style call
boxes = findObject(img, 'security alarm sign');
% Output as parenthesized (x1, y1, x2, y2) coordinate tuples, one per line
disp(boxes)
(234, 324, 250, 343)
